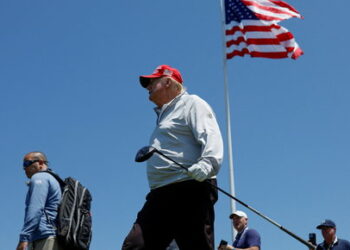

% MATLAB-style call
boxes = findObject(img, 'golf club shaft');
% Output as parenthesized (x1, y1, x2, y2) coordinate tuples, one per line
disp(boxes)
(213, 185, 316, 249)
(154, 149, 316, 249)
(154, 149, 188, 171)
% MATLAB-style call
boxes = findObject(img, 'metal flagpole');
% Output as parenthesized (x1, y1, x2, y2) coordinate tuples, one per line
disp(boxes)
(219, 0, 237, 242)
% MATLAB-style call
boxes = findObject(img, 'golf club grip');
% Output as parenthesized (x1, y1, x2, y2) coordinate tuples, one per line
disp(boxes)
(207, 182, 316, 249)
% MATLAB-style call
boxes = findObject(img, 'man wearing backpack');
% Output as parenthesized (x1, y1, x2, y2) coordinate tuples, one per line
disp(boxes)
(17, 152, 62, 250)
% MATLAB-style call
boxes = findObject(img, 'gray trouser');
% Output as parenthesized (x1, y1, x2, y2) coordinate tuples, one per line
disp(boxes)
(28, 236, 62, 250)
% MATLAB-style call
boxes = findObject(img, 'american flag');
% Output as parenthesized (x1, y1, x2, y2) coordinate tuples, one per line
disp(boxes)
(224, 0, 303, 59)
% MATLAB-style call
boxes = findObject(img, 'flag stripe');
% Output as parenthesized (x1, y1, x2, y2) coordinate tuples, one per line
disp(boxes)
(251, 12, 284, 21)
(227, 37, 282, 46)
(242, 0, 300, 18)
(243, 0, 302, 19)
(227, 43, 291, 53)
(226, 24, 278, 36)
(227, 49, 289, 59)
(268, 0, 301, 16)
(277, 31, 294, 41)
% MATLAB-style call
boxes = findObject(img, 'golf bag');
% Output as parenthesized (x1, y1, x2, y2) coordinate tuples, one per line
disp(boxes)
(45, 170, 92, 250)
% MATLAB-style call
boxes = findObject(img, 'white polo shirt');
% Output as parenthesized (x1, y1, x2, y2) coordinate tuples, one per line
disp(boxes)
(147, 91, 223, 189)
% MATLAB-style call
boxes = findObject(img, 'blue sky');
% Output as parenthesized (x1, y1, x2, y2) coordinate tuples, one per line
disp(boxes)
(1, 1, 349, 249)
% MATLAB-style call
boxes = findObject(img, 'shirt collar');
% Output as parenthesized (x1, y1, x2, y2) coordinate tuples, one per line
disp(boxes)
(237, 226, 248, 235)
(323, 236, 338, 247)
(154, 91, 186, 115)
(333, 236, 338, 245)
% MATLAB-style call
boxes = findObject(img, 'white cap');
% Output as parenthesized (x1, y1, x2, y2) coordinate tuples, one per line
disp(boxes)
(229, 210, 248, 219)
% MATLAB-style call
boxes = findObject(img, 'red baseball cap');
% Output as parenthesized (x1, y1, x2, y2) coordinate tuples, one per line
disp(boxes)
(139, 65, 183, 88)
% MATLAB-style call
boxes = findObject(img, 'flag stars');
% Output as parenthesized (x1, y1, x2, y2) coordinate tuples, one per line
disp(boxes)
(225, 0, 258, 23)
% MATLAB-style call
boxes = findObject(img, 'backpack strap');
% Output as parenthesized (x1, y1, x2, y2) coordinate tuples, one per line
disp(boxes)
(42, 169, 66, 189)
(38, 169, 65, 227)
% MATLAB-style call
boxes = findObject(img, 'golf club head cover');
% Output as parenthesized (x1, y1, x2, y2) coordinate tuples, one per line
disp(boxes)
(187, 165, 210, 182)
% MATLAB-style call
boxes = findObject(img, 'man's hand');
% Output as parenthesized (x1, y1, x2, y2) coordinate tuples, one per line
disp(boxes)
(218, 244, 235, 250)
(187, 165, 209, 181)
(16, 241, 28, 250)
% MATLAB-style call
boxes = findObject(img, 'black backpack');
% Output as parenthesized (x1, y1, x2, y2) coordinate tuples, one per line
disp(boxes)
(45, 170, 93, 250)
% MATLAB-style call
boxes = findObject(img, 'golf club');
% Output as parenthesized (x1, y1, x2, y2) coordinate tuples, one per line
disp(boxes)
(135, 146, 316, 249)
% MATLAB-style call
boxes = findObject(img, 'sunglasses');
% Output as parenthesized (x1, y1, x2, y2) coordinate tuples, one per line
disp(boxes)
(23, 160, 40, 169)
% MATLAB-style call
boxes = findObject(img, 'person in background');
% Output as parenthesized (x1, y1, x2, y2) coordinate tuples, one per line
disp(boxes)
(122, 64, 224, 250)
(314, 219, 350, 250)
(218, 210, 261, 250)
(16, 152, 62, 250)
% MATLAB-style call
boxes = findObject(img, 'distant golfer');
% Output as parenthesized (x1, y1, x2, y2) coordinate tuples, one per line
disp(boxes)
(122, 65, 223, 250)
(218, 211, 261, 250)
(314, 219, 350, 250)
(17, 152, 62, 250)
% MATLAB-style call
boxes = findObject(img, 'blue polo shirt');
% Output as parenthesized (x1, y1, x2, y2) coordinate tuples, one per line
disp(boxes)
(316, 238, 350, 250)
(233, 227, 261, 248)
(19, 172, 61, 242)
